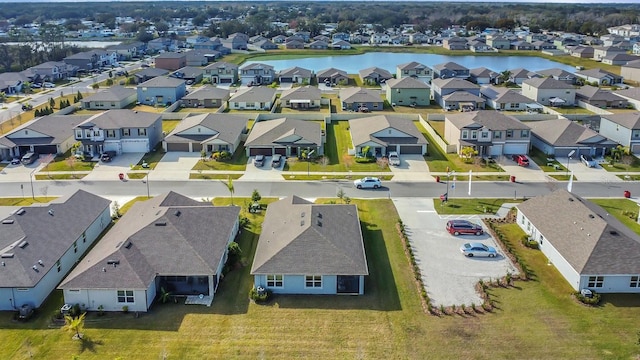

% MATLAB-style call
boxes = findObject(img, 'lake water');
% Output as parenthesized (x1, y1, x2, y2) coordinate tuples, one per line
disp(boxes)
(245, 52, 576, 74)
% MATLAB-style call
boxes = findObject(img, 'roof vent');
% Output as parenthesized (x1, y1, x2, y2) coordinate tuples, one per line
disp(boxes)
(124, 241, 132, 249)
(18, 241, 28, 249)
(317, 220, 322, 227)
(610, 230, 618, 235)
(48, 209, 54, 216)
(16, 209, 25, 215)
(301, 212, 305, 218)
(174, 210, 181, 217)
(1, 262, 4, 266)
(1, 253, 14, 258)
(38, 260, 44, 266)
(300, 220, 305, 226)
(102, 267, 106, 272)
(32, 265, 38, 272)
(155, 221, 167, 226)
(2, 219, 15, 224)
(317, 213, 322, 219)
(107, 260, 120, 265)
(588, 214, 595, 219)
(568, 198, 574, 202)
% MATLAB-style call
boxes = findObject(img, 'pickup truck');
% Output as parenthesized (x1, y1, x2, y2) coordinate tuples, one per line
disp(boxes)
(388, 151, 400, 166)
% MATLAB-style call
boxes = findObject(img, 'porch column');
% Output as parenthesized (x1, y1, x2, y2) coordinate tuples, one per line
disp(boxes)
(209, 275, 215, 297)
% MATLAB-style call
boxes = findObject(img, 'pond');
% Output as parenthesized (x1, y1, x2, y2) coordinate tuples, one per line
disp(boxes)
(244, 52, 576, 74)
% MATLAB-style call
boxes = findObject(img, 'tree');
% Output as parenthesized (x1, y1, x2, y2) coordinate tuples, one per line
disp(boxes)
(460, 146, 478, 162)
(106, 78, 114, 86)
(251, 189, 261, 203)
(221, 176, 235, 205)
(49, 97, 55, 108)
(62, 312, 86, 340)
(337, 187, 345, 203)
(76, 91, 83, 101)
(498, 70, 512, 85)
(0, 91, 5, 103)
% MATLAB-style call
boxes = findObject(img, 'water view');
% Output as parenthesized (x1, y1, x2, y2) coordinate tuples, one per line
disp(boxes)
(245, 52, 577, 74)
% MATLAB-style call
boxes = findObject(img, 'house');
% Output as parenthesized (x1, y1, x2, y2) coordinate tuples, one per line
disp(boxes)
(553, 37, 579, 50)
(511, 40, 533, 50)
(431, 78, 483, 111)
(251, 196, 368, 295)
(599, 112, 640, 153)
(0, 72, 29, 94)
(285, 40, 305, 49)
(277, 66, 313, 84)
(59, 192, 241, 311)
(521, 77, 576, 106)
(359, 67, 393, 85)
(576, 86, 628, 109)
(280, 86, 322, 109)
(332, 32, 350, 42)
(349, 115, 428, 156)
(444, 110, 531, 156)
(81, 86, 137, 110)
(163, 113, 247, 153)
(228, 86, 277, 111)
(239, 63, 275, 85)
(203, 61, 238, 85)
(516, 189, 640, 294)
(532, 41, 557, 51)
(64, 50, 116, 71)
(442, 37, 468, 50)
(528, 118, 617, 158)
(470, 68, 499, 85)
(106, 41, 143, 61)
(172, 66, 204, 84)
(615, 87, 640, 110)
(569, 46, 595, 58)
(339, 87, 384, 112)
(154, 52, 187, 71)
(576, 68, 623, 86)
(409, 32, 428, 44)
(370, 33, 390, 44)
(486, 35, 511, 50)
(317, 68, 349, 85)
(308, 40, 328, 50)
(185, 50, 215, 66)
(186, 35, 210, 46)
(73, 109, 163, 156)
(508, 68, 537, 85)
(181, 85, 229, 109)
(602, 53, 639, 66)
(136, 77, 186, 106)
(537, 68, 577, 85)
(28, 61, 73, 81)
(433, 62, 470, 79)
(331, 40, 352, 50)
(396, 62, 432, 83)
(469, 40, 493, 53)
(254, 39, 278, 50)
(133, 68, 170, 84)
(385, 77, 430, 107)
(271, 35, 286, 44)
(593, 46, 627, 62)
(249, 35, 267, 44)
(621, 59, 640, 84)
(480, 86, 533, 112)
(0, 115, 91, 161)
(221, 36, 248, 50)
(0, 190, 111, 310)
(244, 117, 323, 157)
(193, 40, 221, 51)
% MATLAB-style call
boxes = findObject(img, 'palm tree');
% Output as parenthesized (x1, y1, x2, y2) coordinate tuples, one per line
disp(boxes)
(221, 176, 235, 205)
(498, 70, 512, 85)
(62, 312, 86, 340)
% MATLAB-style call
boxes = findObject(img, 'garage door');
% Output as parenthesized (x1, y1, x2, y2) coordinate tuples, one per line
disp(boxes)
(632, 144, 640, 154)
(220, 78, 232, 84)
(274, 148, 286, 155)
(489, 144, 502, 156)
(167, 142, 190, 152)
(503, 143, 528, 155)
(34, 145, 58, 154)
(249, 148, 272, 156)
(121, 139, 149, 153)
(399, 145, 423, 154)
(280, 77, 292, 83)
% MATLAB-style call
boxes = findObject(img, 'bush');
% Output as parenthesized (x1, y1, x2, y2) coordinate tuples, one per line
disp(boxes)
(249, 287, 272, 303)
(122, 305, 129, 313)
(574, 291, 602, 305)
(355, 157, 376, 163)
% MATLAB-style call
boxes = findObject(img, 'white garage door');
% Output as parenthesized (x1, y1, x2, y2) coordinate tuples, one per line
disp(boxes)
(489, 144, 502, 156)
(103, 141, 121, 154)
(503, 143, 528, 155)
(121, 139, 149, 153)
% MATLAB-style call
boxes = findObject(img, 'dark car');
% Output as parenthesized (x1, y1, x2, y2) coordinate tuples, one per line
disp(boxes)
(100, 151, 117, 162)
(272, 154, 283, 168)
(446, 220, 484, 236)
(254, 154, 265, 167)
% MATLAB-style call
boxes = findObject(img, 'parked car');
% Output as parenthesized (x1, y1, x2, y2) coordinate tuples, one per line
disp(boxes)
(511, 154, 529, 167)
(446, 220, 484, 236)
(43, 82, 55, 88)
(388, 151, 400, 166)
(21, 152, 38, 165)
(31, 83, 42, 89)
(272, 154, 283, 168)
(581, 154, 597, 168)
(100, 151, 117, 162)
(10, 157, 21, 165)
(18, 304, 34, 320)
(353, 177, 382, 189)
(460, 242, 498, 258)
(254, 154, 265, 167)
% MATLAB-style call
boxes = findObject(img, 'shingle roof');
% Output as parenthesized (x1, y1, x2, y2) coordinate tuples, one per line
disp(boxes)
(280, 85, 322, 101)
(204, 61, 238, 71)
(277, 66, 313, 78)
(537, 68, 575, 79)
(522, 77, 575, 89)
(240, 63, 274, 71)
(182, 85, 230, 101)
(59, 192, 240, 289)
(576, 85, 626, 102)
(0, 114, 92, 148)
(228, 86, 276, 103)
(470, 67, 497, 78)
(134, 68, 170, 79)
(174, 66, 204, 78)
(397, 61, 429, 71)
(0, 190, 110, 288)
(480, 86, 531, 104)
(82, 86, 136, 103)
(316, 67, 347, 78)
(156, 52, 187, 59)
(576, 68, 620, 79)
(245, 118, 322, 147)
(528, 118, 606, 147)
(164, 113, 247, 145)
(431, 78, 479, 90)
(517, 189, 640, 274)
(442, 91, 485, 102)
(386, 77, 430, 89)
(348, 114, 428, 147)
(138, 76, 185, 88)
(601, 112, 640, 129)
(76, 110, 161, 130)
(433, 61, 469, 72)
(615, 87, 640, 101)
(339, 87, 382, 103)
(446, 110, 529, 131)
(359, 66, 392, 79)
(251, 196, 368, 276)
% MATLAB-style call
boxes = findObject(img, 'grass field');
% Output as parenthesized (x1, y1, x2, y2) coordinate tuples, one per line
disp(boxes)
(0, 197, 53, 206)
(192, 145, 249, 171)
(433, 198, 523, 214)
(42, 151, 96, 172)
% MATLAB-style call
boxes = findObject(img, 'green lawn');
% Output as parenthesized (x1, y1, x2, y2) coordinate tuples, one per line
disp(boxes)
(548, 174, 576, 181)
(192, 145, 248, 171)
(528, 148, 567, 172)
(283, 174, 394, 181)
(130, 148, 166, 170)
(551, 106, 595, 115)
(433, 198, 524, 215)
(35, 173, 87, 180)
(591, 198, 640, 235)
(0, 197, 53, 206)
(42, 151, 96, 172)
(162, 120, 181, 134)
(601, 155, 640, 172)
(434, 174, 510, 182)
(189, 173, 243, 180)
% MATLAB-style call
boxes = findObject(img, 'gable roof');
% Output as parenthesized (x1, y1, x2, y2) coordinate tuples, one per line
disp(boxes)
(82, 86, 136, 103)
(431, 78, 479, 90)
(134, 67, 170, 79)
(339, 87, 382, 103)
(138, 76, 185, 88)
(470, 67, 498, 78)
(250, 196, 368, 276)
(537, 68, 575, 79)
(228, 86, 277, 103)
(615, 87, 640, 101)
(576, 68, 620, 79)
(576, 85, 626, 102)
(76, 110, 161, 130)
(359, 66, 392, 79)
(277, 66, 313, 78)
(280, 86, 322, 101)
(174, 66, 204, 78)
(446, 110, 529, 131)
(240, 63, 274, 71)
(203, 61, 238, 71)
(245, 118, 322, 147)
(0, 114, 92, 148)
(433, 61, 469, 72)
(528, 118, 609, 147)
(517, 189, 640, 274)
(165, 113, 247, 145)
(397, 61, 429, 71)
(480, 86, 531, 104)
(386, 77, 430, 89)
(316, 67, 347, 78)
(59, 192, 240, 289)
(349, 114, 428, 147)
(0, 190, 110, 288)
(601, 112, 640, 129)
(522, 77, 575, 89)
(182, 85, 230, 101)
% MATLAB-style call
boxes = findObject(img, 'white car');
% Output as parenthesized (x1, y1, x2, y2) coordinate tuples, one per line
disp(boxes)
(460, 243, 498, 258)
(580, 154, 597, 168)
(388, 151, 400, 166)
(43, 82, 55, 88)
(353, 177, 382, 189)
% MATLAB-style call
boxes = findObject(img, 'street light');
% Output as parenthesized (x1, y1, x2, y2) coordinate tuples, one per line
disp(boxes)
(444, 170, 455, 202)
(29, 166, 37, 200)
(566, 150, 575, 177)
(306, 149, 315, 177)
(143, 170, 150, 198)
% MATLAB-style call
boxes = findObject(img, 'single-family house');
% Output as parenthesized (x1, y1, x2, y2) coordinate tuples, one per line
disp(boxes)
(576, 85, 628, 109)
(433, 62, 470, 80)
(469, 40, 493, 53)
(370, 33, 390, 44)
(516, 189, 640, 294)
(593, 46, 627, 62)
(133, 68, 170, 84)
(249, 35, 267, 44)
(602, 53, 639, 66)
(280, 86, 322, 109)
(615, 87, 640, 110)
(508, 68, 537, 85)
(537, 68, 578, 85)
(528, 118, 617, 157)
(0, 115, 91, 161)
(385, 77, 430, 107)
(81, 86, 137, 110)
(621, 60, 640, 84)
(396, 62, 432, 83)
(332, 32, 351, 42)
(239, 63, 275, 85)
(599, 112, 640, 153)
(254, 39, 278, 50)
(569, 46, 595, 58)
(480, 86, 533, 111)
(339, 87, 384, 112)
(172, 66, 204, 84)
(470, 68, 499, 85)
(277, 66, 313, 84)
(308, 40, 328, 50)
(285, 40, 305, 50)
(28, 61, 73, 81)
(181, 85, 230, 109)
(431, 78, 483, 111)
(221, 37, 248, 51)
(442, 37, 468, 50)
(228, 86, 277, 111)
(251, 196, 368, 295)
(163, 113, 246, 153)
(359, 67, 393, 85)
(136, 77, 186, 106)
(244, 117, 323, 157)
(203, 61, 238, 85)
(185, 50, 214, 67)
(271, 35, 286, 44)
(349, 115, 428, 156)
(409, 32, 428, 44)
(0, 72, 29, 94)
(59, 192, 241, 311)
(486, 35, 511, 50)
(73, 109, 163, 156)
(576, 68, 624, 86)
(106, 42, 143, 61)
(317, 68, 349, 85)
(331, 40, 352, 50)
(511, 41, 533, 50)
(154, 52, 187, 71)
(532, 41, 557, 51)
(444, 110, 531, 156)
(0, 190, 111, 310)
(521, 77, 576, 106)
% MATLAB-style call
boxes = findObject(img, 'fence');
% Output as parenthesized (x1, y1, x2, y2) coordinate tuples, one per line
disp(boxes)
(418, 115, 457, 153)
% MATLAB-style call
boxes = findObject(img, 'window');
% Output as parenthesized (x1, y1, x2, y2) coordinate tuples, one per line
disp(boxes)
(117, 290, 134, 303)
(56, 260, 61, 272)
(75, 130, 83, 139)
(521, 130, 529, 138)
(266, 275, 283, 287)
(471, 131, 477, 139)
(462, 130, 468, 139)
(506, 130, 513, 138)
(139, 128, 147, 136)
(631, 276, 640, 288)
(73, 241, 78, 253)
(588, 276, 604, 288)
(93, 130, 100, 136)
(539, 235, 544, 245)
(106, 130, 116, 138)
(305, 275, 322, 288)
(122, 129, 130, 136)
(481, 132, 489, 139)
(494, 131, 502, 139)
(81, 232, 86, 243)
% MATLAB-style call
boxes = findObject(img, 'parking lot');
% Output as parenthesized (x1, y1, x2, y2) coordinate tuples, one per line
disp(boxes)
(393, 198, 518, 306)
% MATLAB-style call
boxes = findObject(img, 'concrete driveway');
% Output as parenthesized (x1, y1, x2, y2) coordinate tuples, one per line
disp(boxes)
(153, 152, 201, 180)
(393, 198, 518, 307)
(388, 154, 431, 181)
(240, 156, 284, 181)
(497, 155, 548, 182)
(83, 153, 145, 181)
(557, 156, 622, 183)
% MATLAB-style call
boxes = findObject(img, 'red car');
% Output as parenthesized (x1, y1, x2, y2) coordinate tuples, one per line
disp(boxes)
(446, 220, 484, 236)
(511, 154, 529, 167)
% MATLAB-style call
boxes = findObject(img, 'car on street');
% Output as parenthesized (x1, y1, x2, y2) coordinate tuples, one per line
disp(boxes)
(460, 242, 498, 258)
(254, 155, 265, 167)
(43, 82, 55, 88)
(446, 220, 484, 236)
(353, 177, 382, 189)
(581, 154, 597, 168)
(511, 154, 529, 167)
(272, 154, 282, 168)
(388, 151, 400, 166)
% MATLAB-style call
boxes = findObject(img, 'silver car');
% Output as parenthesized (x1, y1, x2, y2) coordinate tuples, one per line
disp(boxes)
(353, 177, 382, 189)
(460, 243, 498, 258)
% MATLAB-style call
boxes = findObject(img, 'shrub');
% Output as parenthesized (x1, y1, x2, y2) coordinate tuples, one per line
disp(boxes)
(122, 305, 129, 313)
(574, 291, 602, 305)
(249, 287, 272, 303)
(355, 157, 376, 163)
(239, 215, 250, 229)
(97, 305, 105, 316)
(69, 303, 82, 317)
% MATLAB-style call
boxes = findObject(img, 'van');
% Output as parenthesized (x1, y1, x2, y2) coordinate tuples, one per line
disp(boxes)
(21, 152, 38, 165)
(272, 154, 282, 168)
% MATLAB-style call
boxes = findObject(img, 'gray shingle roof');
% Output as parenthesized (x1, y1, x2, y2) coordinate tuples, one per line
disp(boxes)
(0, 190, 110, 288)
(359, 67, 392, 79)
(575, 68, 619, 79)
(446, 110, 529, 131)
(522, 77, 574, 89)
(59, 192, 240, 290)
(229, 86, 277, 103)
(182, 85, 230, 101)
(339, 87, 382, 103)
(480, 86, 531, 104)
(204, 61, 238, 71)
(134, 68, 170, 79)
(397, 61, 429, 71)
(76, 110, 161, 130)
(537, 68, 575, 79)
(138, 76, 185, 88)
(164, 113, 247, 145)
(240, 63, 274, 71)
(442, 91, 485, 102)
(576, 85, 626, 102)
(517, 189, 640, 274)
(245, 117, 322, 147)
(601, 112, 640, 129)
(433, 61, 469, 72)
(82, 86, 136, 103)
(280, 85, 322, 101)
(277, 66, 313, 78)
(251, 196, 368, 276)
(386, 77, 430, 89)
(431, 78, 479, 90)
(349, 115, 428, 147)
(316, 68, 347, 78)
(528, 118, 606, 147)
(0, 114, 92, 148)
(615, 87, 640, 101)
